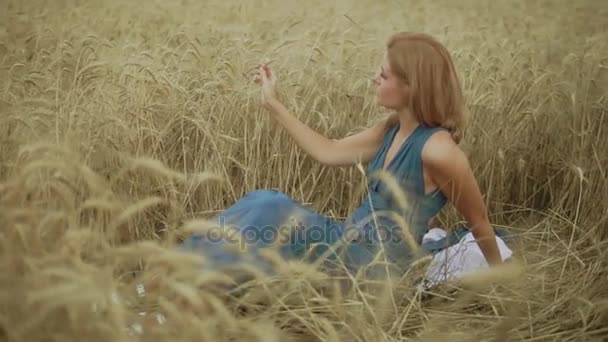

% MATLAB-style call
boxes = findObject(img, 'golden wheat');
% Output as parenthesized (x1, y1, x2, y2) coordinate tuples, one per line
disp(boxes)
(0, 0, 607, 340)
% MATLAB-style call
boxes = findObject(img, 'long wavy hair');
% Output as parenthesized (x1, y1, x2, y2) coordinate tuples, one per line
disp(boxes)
(386, 32, 466, 143)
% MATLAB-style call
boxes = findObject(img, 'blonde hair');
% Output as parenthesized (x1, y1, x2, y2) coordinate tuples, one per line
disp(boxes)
(386, 32, 466, 143)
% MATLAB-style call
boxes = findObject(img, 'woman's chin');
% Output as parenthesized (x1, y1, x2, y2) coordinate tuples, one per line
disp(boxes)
(376, 100, 392, 110)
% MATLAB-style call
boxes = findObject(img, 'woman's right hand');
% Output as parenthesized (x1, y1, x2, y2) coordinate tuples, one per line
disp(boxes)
(253, 63, 278, 109)
(248, 62, 392, 167)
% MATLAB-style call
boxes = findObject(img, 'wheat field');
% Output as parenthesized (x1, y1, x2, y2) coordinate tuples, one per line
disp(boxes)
(1, 0, 607, 340)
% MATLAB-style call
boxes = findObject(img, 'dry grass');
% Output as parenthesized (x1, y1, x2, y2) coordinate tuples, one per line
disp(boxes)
(1, 0, 607, 340)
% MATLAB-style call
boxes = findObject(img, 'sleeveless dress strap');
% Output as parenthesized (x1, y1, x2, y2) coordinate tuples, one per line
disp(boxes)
(404, 125, 449, 196)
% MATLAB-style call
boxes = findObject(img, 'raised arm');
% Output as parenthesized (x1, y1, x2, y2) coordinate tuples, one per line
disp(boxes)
(266, 98, 395, 166)
(254, 63, 396, 167)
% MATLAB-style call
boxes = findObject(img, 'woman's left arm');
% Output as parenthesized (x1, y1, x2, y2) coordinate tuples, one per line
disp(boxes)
(422, 131, 503, 266)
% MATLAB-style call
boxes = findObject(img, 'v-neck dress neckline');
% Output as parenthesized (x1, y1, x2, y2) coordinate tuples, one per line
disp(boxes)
(381, 124, 421, 172)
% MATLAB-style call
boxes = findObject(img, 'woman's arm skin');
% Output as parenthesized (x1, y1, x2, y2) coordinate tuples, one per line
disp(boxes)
(266, 98, 395, 166)
(254, 63, 396, 166)
(423, 130, 503, 266)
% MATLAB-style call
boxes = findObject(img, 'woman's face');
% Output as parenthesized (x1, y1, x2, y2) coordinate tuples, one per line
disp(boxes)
(373, 53, 409, 110)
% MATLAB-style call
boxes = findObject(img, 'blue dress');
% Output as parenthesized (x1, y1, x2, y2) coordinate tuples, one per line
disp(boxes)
(178, 123, 507, 283)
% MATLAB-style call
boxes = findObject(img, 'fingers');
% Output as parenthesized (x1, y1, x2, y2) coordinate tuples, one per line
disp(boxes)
(267, 66, 276, 82)
(251, 67, 266, 84)
(259, 66, 269, 81)
(249, 62, 276, 84)
(263, 65, 277, 83)
(246, 61, 274, 74)
(249, 64, 264, 73)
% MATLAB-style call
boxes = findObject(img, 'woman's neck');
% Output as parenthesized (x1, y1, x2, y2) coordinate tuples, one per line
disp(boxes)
(396, 107, 420, 134)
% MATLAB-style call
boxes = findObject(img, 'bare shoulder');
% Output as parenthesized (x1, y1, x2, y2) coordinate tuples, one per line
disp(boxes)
(421, 129, 469, 170)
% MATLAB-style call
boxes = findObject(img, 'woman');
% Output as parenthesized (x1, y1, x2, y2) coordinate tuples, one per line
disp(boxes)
(178, 32, 506, 283)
